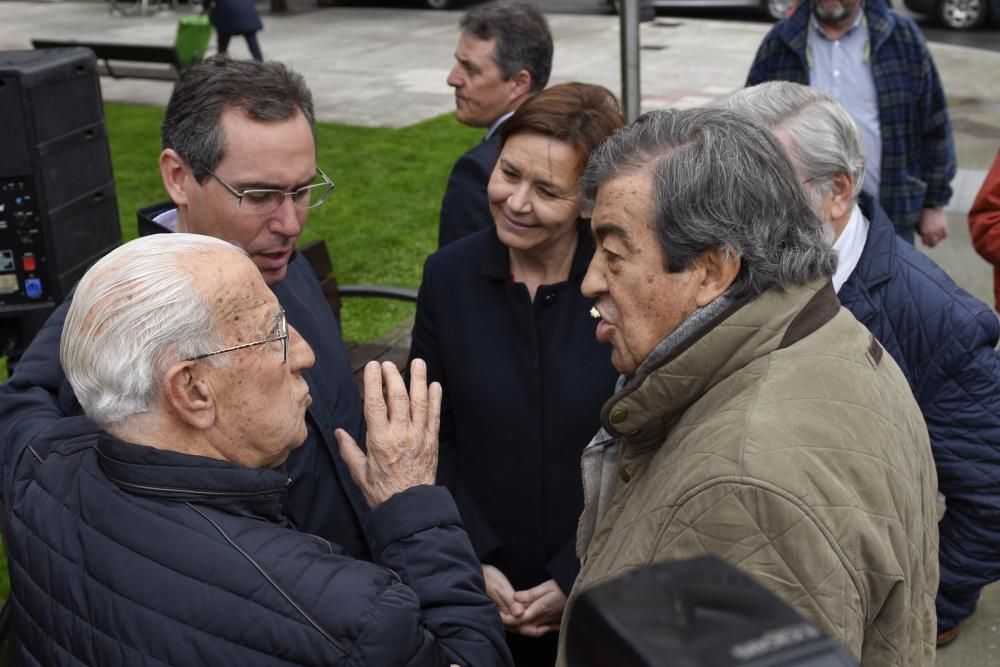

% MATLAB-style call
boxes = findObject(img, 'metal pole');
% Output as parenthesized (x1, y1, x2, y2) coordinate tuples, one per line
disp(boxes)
(620, 0, 641, 123)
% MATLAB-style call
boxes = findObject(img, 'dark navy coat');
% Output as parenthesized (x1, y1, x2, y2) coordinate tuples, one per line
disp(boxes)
(409, 226, 617, 663)
(410, 226, 618, 665)
(839, 194, 1000, 631)
(1, 417, 511, 666)
(0, 206, 371, 559)
(206, 0, 263, 36)
(438, 133, 500, 248)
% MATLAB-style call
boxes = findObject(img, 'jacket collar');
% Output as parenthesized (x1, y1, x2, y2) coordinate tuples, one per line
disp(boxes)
(480, 223, 594, 283)
(95, 431, 292, 523)
(864, 0, 895, 53)
(835, 193, 897, 327)
(485, 113, 513, 142)
(852, 191, 897, 289)
(776, 0, 811, 55)
(779, 0, 894, 55)
(601, 279, 840, 438)
(26, 416, 293, 523)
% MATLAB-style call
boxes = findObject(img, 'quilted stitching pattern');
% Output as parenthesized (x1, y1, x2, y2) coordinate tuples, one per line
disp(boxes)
(570, 284, 938, 666)
(6, 446, 382, 665)
(840, 198, 1000, 631)
(2, 426, 506, 666)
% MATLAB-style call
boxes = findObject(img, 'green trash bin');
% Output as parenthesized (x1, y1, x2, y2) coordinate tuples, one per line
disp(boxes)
(175, 14, 213, 68)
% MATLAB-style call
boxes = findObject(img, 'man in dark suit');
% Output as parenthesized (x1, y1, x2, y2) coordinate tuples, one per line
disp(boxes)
(439, 1, 553, 247)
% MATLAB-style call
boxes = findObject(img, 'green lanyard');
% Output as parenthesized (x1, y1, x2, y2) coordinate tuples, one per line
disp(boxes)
(806, 13, 871, 69)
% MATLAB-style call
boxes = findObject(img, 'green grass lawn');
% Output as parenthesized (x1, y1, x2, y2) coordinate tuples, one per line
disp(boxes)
(0, 103, 482, 605)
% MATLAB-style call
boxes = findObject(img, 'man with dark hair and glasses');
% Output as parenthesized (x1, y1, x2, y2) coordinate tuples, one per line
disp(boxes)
(1, 233, 511, 665)
(0, 56, 373, 562)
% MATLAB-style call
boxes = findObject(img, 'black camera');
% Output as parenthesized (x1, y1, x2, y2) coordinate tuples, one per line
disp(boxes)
(565, 556, 858, 667)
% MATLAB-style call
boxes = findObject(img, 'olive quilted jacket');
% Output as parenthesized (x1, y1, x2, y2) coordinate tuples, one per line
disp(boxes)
(560, 281, 939, 666)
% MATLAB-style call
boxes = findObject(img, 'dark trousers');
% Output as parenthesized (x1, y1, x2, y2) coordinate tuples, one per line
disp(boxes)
(507, 631, 558, 667)
(217, 31, 263, 61)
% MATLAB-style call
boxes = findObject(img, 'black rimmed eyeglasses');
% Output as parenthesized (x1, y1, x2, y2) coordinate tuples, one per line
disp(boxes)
(210, 168, 335, 215)
(186, 308, 288, 363)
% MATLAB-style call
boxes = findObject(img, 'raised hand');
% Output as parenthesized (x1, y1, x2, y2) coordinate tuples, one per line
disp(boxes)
(335, 359, 442, 508)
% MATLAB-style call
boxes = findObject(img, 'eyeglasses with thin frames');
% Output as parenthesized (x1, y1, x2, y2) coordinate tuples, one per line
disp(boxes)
(210, 168, 335, 215)
(186, 308, 288, 363)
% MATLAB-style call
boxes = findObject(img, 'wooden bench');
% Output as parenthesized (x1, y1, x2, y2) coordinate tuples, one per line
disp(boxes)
(32, 39, 182, 81)
(298, 240, 417, 390)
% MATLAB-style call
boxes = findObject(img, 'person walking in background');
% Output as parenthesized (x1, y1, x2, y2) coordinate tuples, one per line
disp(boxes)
(438, 1, 553, 248)
(206, 0, 264, 61)
(746, 0, 956, 247)
(969, 149, 1000, 311)
(411, 83, 623, 666)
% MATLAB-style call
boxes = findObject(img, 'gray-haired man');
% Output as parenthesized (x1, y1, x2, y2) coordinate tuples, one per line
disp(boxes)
(558, 107, 938, 665)
(724, 81, 1000, 648)
(438, 1, 553, 247)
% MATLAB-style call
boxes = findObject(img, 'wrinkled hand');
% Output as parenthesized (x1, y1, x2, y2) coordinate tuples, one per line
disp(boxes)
(917, 207, 949, 247)
(335, 359, 441, 508)
(482, 564, 525, 628)
(509, 579, 567, 637)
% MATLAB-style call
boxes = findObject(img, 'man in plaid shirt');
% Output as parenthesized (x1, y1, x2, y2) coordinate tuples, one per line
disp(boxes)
(746, 0, 956, 247)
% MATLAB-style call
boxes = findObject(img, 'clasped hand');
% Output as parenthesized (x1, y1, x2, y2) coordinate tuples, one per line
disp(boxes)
(482, 565, 567, 637)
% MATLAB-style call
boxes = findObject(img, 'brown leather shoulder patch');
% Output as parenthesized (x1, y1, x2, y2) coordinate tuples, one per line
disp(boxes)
(866, 334, 884, 368)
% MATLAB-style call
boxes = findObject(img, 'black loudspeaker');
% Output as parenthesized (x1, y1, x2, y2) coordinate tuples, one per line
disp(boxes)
(0, 48, 121, 366)
(565, 556, 858, 667)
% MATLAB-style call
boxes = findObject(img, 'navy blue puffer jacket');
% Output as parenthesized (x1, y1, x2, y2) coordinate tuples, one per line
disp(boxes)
(839, 194, 1000, 632)
(2, 417, 511, 666)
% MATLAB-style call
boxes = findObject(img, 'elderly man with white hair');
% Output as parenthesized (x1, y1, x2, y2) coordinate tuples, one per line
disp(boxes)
(0, 233, 511, 667)
(723, 81, 1000, 648)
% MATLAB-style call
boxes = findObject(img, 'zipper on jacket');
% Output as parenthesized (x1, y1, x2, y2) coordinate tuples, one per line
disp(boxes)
(185, 501, 349, 656)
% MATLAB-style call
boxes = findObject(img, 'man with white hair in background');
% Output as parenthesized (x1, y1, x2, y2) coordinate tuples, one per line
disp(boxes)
(723, 81, 1000, 647)
(0, 233, 511, 666)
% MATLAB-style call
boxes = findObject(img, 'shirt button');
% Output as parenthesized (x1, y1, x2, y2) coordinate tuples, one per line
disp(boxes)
(620, 467, 632, 483)
(543, 293, 557, 306)
(610, 408, 628, 424)
(834, 70, 840, 77)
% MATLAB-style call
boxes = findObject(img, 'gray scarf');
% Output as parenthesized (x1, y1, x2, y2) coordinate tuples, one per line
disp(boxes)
(576, 291, 737, 561)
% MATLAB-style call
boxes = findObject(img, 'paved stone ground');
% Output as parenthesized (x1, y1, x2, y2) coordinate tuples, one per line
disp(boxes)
(1, 1, 999, 662)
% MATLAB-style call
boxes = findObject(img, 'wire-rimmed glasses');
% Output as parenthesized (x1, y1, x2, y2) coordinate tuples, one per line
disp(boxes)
(186, 308, 288, 363)
(210, 168, 334, 215)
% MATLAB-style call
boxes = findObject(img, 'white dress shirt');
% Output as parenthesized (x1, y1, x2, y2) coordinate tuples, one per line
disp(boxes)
(831, 203, 870, 293)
